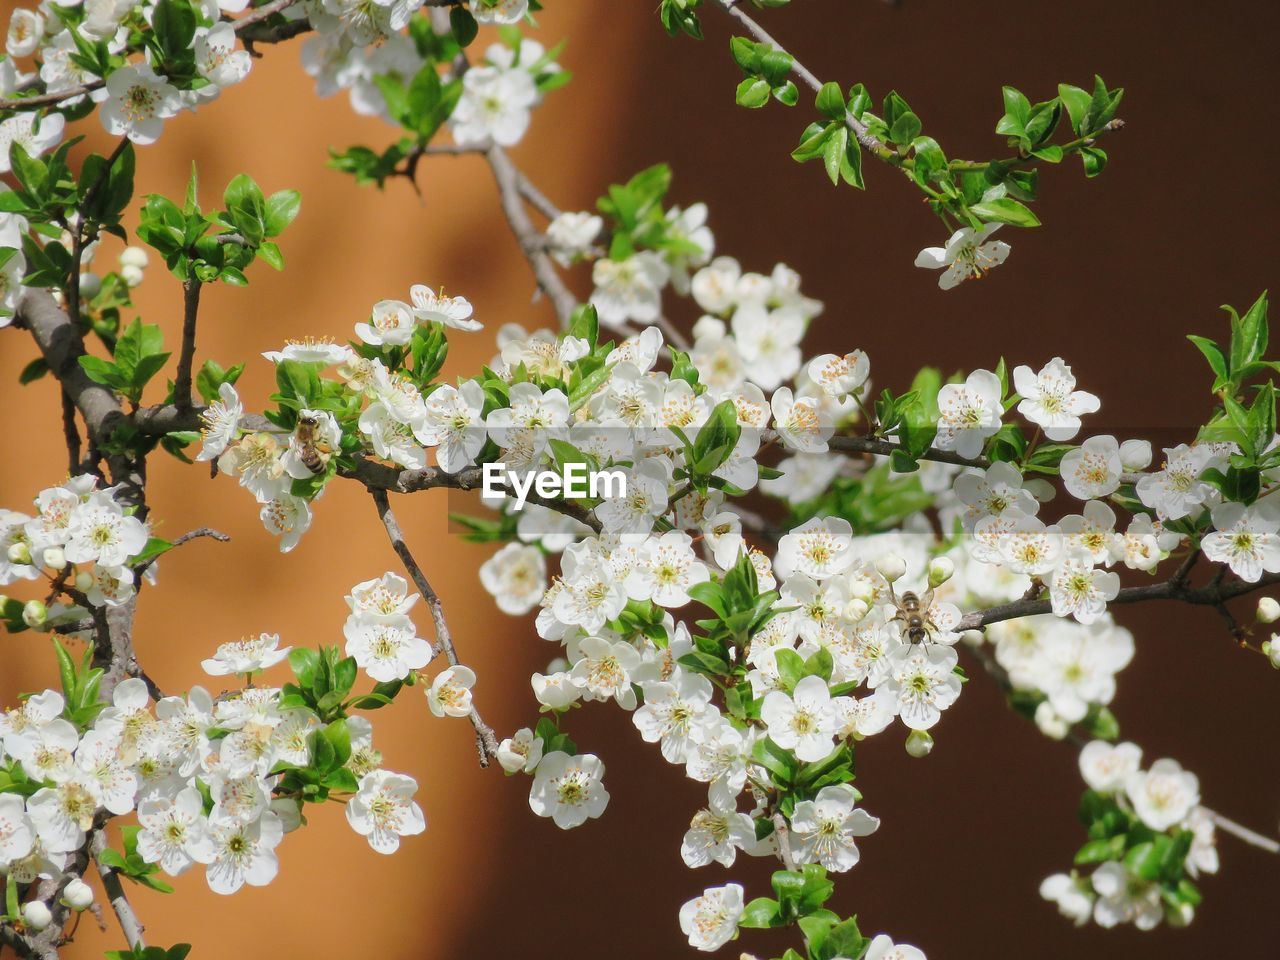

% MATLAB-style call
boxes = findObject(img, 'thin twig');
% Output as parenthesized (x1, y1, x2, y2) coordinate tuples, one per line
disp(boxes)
(370, 489, 501, 765)
(90, 831, 145, 951)
(173, 278, 202, 411)
(771, 813, 797, 871)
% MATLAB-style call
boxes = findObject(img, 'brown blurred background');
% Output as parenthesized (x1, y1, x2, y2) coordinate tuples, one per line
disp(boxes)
(2, 0, 1279, 956)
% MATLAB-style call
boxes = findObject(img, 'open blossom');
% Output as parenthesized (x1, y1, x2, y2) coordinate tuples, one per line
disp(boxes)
(865, 933, 929, 960)
(452, 65, 537, 146)
(195, 382, 243, 462)
(546, 210, 602, 265)
(914, 223, 1010, 290)
(934, 369, 1003, 459)
(1135, 443, 1218, 520)
(410, 284, 481, 331)
(1124, 758, 1200, 831)
(788, 784, 880, 872)
(472, 0, 528, 23)
(591, 252, 671, 326)
(679, 883, 744, 953)
(1049, 551, 1119, 624)
(201, 633, 291, 676)
(1078, 740, 1142, 792)
(625, 532, 709, 608)
(427, 665, 476, 718)
(99, 63, 182, 145)
(570, 635, 642, 708)
(1200, 501, 1280, 582)
(0, 113, 64, 173)
(807, 350, 870, 400)
(204, 811, 284, 895)
(0, 793, 35, 865)
(1013, 358, 1100, 441)
(421, 380, 486, 473)
(345, 770, 426, 854)
(136, 788, 215, 877)
(344, 617, 431, 683)
(634, 673, 716, 763)
(771, 386, 832, 453)
(1060, 435, 1123, 500)
(6, 9, 42, 58)
(528, 751, 609, 829)
(760, 676, 839, 762)
(63, 502, 148, 568)
(875, 643, 962, 730)
(775, 516, 855, 581)
(954, 461, 1038, 530)
(356, 299, 416, 346)
(195, 23, 252, 89)
(479, 543, 547, 615)
(1040, 872, 1095, 926)
(346, 572, 418, 618)
(260, 494, 312, 553)
(1090, 861, 1162, 930)
(497, 727, 543, 774)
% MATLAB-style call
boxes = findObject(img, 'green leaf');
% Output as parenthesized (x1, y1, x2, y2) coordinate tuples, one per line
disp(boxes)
(889, 110, 922, 146)
(970, 198, 1041, 227)
(823, 127, 848, 186)
(449, 5, 479, 46)
(263, 190, 301, 237)
(816, 81, 845, 120)
(739, 897, 782, 929)
(736, 77, 772, 109)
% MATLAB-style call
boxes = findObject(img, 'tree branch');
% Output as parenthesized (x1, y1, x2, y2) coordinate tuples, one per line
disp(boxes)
(370, 489, 501, 765)
(173, 278, 203, 411)
(89, 831, 145, 951)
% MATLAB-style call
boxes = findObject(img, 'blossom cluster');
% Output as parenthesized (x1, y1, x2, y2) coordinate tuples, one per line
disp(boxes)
(1040, 740, 1216, 931)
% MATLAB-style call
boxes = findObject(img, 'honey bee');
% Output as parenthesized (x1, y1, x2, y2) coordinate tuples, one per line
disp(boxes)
(888, 585, 936, 645)
(293, 414, 332, 474)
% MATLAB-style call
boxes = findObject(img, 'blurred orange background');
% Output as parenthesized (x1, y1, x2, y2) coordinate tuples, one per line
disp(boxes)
(2, 1, 1278, 957)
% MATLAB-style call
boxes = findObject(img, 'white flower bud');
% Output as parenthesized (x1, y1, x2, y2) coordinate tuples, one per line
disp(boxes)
(79, 272, 102, 299)
(42, 546, 66, 570)
(842, 599, 869, 622)
(60, 878, 93, 912)
(120, 264, 144, 288)
(849, 579, 877, 603)
(7, 541, 32, 565)
(22, 600, 48, 628)
(1034, 701, 1069, 740)
(119, 245, 149, 269)
(74, 570, 95, 592)
(1166, 901, 1195, 927)
(960, 629, 985, 647)
(1023, 478, 1056, 503)
(1257, 597, 1280, 623)
(1119, 439, 1153, 472)
(876, 553, 907, 583)
(927, 556, 955, 588)
(904, 729, 933, 758)
(21, 900, 52, 931)
(1265, 638, 1280, 670)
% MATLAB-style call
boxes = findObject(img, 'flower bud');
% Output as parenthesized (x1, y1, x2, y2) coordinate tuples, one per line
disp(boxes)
(60, 878, 93, 912)
(1119, 439, 1153, 472)
(1166, 901, 1195, 927)
(22, 600, 48, 628)
(1258, 597, 1280, 623)
(121, 264, 144, 288)
(7, 542, 32, 565)
(119, 245, 149, 269)
(74, 570, 95, 592)
(904, 729, 933, 758)
(21, 900, 52, 931)
(79, 272, 102, 299)
(960, 629, 985, 647)
(927, 556, 955, 588)
(1034, 701, 1069, 740)
(849, 579, 877, 603)
(42, 546, 65, 570)
(876, 553, 907, 583)
(1265, 637, 1280, 670)
(842, 599, 869, 622)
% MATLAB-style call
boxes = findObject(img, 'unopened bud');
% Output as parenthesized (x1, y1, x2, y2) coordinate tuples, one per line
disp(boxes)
(849, 579, 877, 603)
(876, 553, 907, 583)
(1034, 701, 1069, 740)
(22, 600, 47, 628)
(927, 556, 955, 588)
(21, 900, 52, 931)
(842, 599, 869, 622)
(904, 729, 933, 758)
(1119, 439, 1153, 472)
(7, 542, 32, 565)
(42, 546, 65, 570)
(74, 570, 94, 592)
(79, 272, 102, 299)
(1265, 638, 1280, 670)
(1257, 597, 1280, 623)
(1166, 901, 1194, 927)
(119, 245, 149, 269)
(60, 878, 93, 912)
(120, 264, 144, 288)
